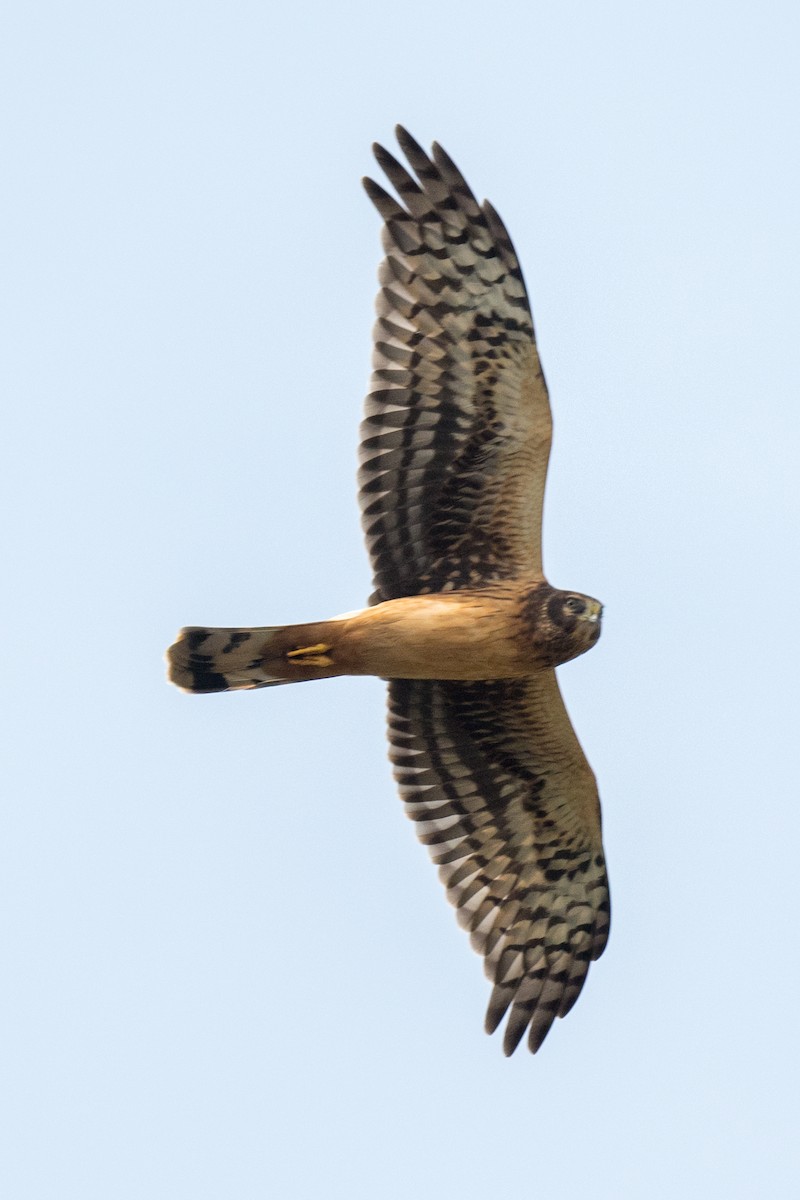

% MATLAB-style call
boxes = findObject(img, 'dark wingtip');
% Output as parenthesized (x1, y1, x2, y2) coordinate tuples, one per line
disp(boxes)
(430, 139, 455, 171)
(502, 1015, 530, 1057)
(526, 1018, 552, 1055)
(373, 141, 398, 170)
(395, 125, 427, 159)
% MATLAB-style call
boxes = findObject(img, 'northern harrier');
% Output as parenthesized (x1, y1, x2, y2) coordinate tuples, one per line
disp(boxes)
(168, 128, 609, 1055)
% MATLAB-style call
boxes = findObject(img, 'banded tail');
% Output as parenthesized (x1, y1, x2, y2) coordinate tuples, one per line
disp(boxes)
(167, 623, 342, 693)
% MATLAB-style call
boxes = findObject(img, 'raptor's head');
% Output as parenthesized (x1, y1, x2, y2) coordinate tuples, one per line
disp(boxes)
(545, 590, 603, 663)
(519, 586, 603, 668)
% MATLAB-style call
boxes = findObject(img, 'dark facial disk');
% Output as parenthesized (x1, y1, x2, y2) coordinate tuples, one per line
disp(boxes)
(530, 587, 603, 666)
(547, 591, 602, 630)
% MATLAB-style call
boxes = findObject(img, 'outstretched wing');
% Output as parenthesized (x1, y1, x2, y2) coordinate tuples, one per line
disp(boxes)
(388, 673, 609, 1055)
(360, 127, 552, 603)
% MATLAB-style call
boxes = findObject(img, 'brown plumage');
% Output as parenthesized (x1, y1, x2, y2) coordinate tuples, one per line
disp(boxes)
(167, 127, 610, 1055)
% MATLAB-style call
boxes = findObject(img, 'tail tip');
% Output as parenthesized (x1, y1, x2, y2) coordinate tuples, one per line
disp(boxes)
(165, 625, 285, 693)
(166, 627, 229, 693)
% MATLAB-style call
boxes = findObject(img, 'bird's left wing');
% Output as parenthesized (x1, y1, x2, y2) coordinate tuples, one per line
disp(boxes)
(388, 673, 609, 1054)
(360, 128, 552, 603)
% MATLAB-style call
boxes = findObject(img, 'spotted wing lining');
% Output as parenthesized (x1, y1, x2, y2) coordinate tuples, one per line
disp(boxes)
(360, 127, 552, 603)
(388, 674, 609, 1055)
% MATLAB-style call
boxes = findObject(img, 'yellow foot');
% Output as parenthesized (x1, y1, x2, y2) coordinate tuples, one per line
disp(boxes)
(286, 643, 334, 668)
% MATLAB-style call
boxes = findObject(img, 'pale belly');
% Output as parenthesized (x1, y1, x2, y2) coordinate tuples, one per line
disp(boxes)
(335, 590, 534, 680)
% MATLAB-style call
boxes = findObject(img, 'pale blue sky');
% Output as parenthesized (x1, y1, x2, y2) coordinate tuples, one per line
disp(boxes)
(3, 2, 799, 1197)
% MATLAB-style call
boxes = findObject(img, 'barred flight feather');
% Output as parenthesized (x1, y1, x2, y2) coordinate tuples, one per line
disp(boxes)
(360, 126, 552, 603)
(388, 674, 610, 1056)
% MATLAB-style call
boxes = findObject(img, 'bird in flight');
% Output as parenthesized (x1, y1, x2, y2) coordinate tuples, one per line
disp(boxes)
(168, 127, 609, 1055)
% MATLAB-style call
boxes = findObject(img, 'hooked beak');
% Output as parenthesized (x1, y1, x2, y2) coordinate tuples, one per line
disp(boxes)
(585, 599, 603, 624)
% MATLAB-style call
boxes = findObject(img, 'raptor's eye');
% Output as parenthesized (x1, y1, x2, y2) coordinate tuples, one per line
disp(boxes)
(564, 597, 586, 615)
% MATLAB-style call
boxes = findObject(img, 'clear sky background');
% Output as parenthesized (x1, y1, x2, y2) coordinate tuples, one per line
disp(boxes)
(3, 2, 799, 1197)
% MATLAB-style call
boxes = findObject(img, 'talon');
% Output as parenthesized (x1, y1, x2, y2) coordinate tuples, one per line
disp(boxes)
(286, 643, 334, 667)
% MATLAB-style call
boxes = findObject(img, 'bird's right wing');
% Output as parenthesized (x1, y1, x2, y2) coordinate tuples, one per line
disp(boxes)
(387, 672, 609, 1055)
(360, 127, 552, 603)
